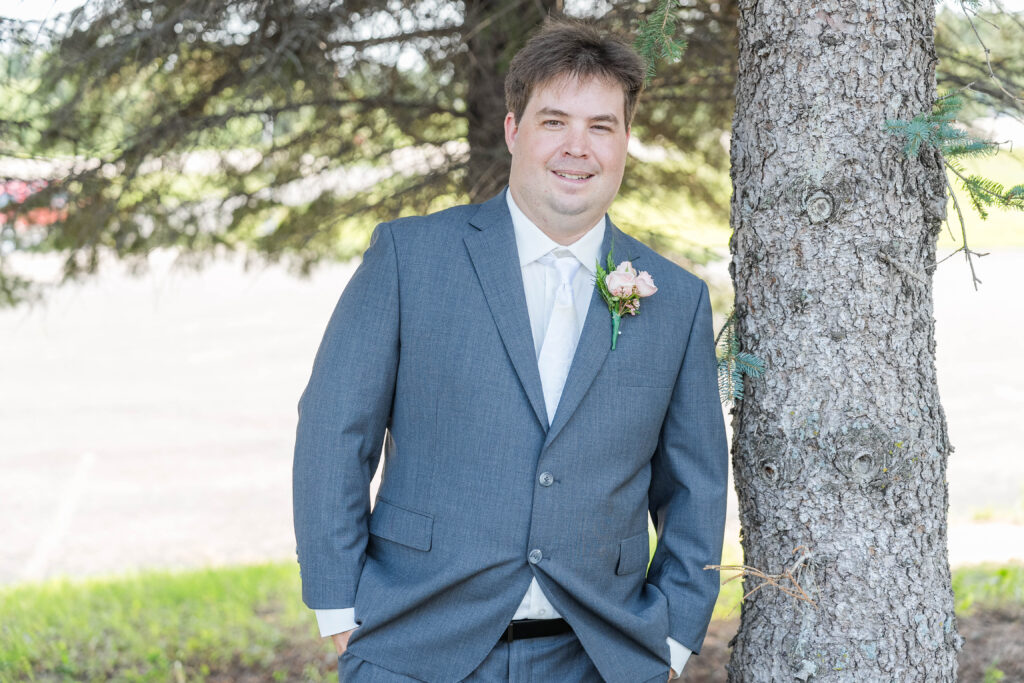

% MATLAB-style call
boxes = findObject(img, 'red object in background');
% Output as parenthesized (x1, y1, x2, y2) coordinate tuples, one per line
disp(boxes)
(0, 179, 68, 230)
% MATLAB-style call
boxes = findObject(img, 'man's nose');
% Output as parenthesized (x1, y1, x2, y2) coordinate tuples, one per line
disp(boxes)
(562, 125, 590, 157)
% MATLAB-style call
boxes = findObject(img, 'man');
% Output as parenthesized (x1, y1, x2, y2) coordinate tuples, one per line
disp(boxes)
(293, 19, 727, 683)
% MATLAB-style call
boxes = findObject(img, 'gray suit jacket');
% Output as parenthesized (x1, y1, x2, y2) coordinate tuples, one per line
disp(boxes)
(293, 190, 728, 682)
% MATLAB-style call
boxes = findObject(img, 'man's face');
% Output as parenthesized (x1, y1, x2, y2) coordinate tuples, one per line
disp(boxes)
(504, 75, 630, 243)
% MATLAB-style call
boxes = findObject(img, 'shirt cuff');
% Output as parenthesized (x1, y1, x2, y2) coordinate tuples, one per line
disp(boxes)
(314, 608, 358, 638)
(666, 637, 692, 679)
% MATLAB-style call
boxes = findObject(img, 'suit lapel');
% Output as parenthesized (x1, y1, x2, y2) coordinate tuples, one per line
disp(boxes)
(464, 194, 548, 430)
(543, 219, 617, 449)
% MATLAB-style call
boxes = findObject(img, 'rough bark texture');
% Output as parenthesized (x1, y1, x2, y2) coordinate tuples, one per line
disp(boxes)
(727, 0, 962, 680)
(463, 0, 561, 203)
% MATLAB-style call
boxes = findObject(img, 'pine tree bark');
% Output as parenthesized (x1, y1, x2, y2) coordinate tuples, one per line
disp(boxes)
(727, 0, 962, 679)
(463, 0, 561, 203)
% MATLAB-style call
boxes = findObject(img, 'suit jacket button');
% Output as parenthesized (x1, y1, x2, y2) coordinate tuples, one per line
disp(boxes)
(528, 549, 543, 564)
(538, 472, 554, 487)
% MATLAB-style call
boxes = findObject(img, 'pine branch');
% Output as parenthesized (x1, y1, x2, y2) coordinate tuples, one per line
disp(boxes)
(716, 311, 765, 404)
(885, 90, 998, 161)
(956, 0, 1024, 108)
(942, 173, 988, 290)
(633, 0, 688, 84)
(945, 159, 1024, 213)
(888, 89, 1019, 289)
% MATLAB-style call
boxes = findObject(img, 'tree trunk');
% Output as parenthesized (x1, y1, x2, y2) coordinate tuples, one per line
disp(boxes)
(727, 0, 962, 679)
(463, 0, 561, 203)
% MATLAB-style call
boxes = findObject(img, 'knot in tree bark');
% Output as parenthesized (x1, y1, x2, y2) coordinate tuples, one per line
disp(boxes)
(804, 188, 835, 224)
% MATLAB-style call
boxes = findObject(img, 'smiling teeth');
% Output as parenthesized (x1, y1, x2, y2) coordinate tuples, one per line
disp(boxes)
(556, 172, 590, 179)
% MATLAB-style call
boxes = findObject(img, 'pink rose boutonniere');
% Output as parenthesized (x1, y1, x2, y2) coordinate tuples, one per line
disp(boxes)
(595, 247, 657, 350)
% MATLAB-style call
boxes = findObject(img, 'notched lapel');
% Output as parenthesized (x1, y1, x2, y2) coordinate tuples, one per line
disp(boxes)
(463, 196, 548, 430)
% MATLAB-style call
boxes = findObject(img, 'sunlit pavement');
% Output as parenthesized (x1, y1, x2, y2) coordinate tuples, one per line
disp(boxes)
(2, 247, 1021, 586)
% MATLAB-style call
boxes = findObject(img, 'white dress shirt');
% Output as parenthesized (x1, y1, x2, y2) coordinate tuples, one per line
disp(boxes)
(315, 190, 690, 677)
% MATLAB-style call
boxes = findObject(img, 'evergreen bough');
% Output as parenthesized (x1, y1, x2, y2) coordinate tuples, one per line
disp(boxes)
(633, 0, 687, 85)
(716, 311, 765, 404)
(887, 90, 1024, 287)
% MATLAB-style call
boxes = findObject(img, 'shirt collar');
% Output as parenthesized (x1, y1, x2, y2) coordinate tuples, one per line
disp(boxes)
(506, 189, 605, 276)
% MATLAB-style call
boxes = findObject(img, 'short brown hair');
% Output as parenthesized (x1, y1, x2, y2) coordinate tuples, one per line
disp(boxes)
(504, 18, 646, 126)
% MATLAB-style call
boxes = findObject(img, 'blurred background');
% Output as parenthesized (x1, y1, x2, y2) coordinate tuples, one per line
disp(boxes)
(1, 0, 1022, 681)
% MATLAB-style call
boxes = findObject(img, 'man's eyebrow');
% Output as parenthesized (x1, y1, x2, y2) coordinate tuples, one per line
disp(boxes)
(534, 107, 621, 125)
(535, 107, 570, 118)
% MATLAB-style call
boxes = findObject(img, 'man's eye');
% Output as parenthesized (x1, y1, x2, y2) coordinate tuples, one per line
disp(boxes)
(543, 120, 564, 127)
(592, 125, 612, 132)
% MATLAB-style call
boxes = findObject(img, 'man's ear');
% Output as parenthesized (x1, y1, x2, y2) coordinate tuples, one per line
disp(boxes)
(504, 112, 518, 153)
(625, 124, 631, 142)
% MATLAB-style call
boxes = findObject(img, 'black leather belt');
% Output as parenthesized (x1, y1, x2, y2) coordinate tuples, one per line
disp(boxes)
(499, 618, 572, 643)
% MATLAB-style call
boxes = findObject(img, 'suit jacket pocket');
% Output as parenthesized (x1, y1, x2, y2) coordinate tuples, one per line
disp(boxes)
(369, 499, 433, 551)
(616, 531, 651, 576)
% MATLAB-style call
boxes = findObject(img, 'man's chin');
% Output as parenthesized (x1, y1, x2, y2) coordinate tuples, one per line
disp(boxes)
(546, 186, 619, 218)
(546, 196, 600, 220)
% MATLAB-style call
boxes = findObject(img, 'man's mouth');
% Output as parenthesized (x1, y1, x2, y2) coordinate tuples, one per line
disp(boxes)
(552, 171, 594, 181)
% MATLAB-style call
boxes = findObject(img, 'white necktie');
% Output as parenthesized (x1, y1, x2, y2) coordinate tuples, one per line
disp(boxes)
(537, 251, 582, 425)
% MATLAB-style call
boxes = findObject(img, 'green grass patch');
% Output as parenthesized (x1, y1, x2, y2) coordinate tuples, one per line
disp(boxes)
(710, 539, 745, 621)
(614, 162, 732, 254)
(952, 563, 1024, 615)
(2, 558, 1022, 680)
(0, 563, 323, 682)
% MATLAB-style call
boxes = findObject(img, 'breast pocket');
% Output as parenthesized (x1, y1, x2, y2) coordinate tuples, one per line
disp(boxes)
(369, 499, 433, 551)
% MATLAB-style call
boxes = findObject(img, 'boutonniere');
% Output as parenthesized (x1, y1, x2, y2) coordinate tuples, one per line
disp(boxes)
(595, 247, 657, 350)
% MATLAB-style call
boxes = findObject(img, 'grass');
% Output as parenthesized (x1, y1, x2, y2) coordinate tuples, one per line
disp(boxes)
(0, 563, 324, 682)
(952, 564, 1024, 615)
(709, 537, 745, 620)
(5, 554, 1017, 681)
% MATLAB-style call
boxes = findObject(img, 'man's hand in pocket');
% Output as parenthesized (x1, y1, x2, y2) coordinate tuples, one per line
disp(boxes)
(331, 629, 355, 655)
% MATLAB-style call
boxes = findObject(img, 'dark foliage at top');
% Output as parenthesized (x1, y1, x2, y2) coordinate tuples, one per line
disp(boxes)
(0, 0, 1019, 305)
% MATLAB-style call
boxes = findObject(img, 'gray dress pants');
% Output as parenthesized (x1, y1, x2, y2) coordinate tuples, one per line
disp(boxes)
(337, 630, 670, 682)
